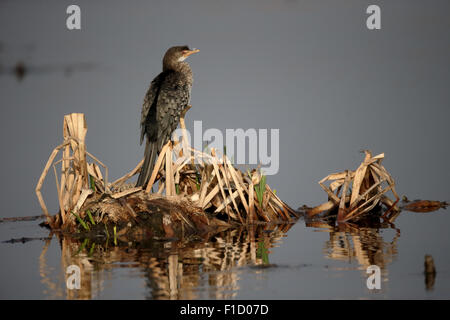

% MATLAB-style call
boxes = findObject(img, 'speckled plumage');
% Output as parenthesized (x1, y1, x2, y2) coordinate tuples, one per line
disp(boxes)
(136, 46, 196, 187)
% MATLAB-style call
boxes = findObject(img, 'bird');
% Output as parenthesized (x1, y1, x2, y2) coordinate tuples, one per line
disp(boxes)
(136, 46, 199, 188)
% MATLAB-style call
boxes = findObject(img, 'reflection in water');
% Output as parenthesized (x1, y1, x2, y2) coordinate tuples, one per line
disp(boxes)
(39, 236, 65, 299)
(305, 214, 401, 285)
(37, 207, 442, 299)
(323, 225, 399, 270)
(39, 224, 293, 299)
(424, 255, 436, 291)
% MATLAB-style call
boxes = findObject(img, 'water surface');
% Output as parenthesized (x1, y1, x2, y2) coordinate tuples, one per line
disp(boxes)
(1, 0, 449, 299)
(1, 206, 449, 299)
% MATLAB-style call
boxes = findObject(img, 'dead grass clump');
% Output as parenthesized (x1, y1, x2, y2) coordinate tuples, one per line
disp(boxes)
(307, 150, 400, 222)
(36, 112, 297, 232)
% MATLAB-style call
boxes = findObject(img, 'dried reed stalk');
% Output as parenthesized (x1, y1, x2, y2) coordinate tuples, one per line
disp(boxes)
(36, 113, 108, 227)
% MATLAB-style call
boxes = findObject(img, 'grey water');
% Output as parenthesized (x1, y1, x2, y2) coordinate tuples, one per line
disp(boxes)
(1, 0, 449, 299)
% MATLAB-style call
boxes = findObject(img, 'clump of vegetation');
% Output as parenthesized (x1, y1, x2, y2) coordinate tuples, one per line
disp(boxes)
(307, 150, 400, 222)
(36, 113, 298, 234)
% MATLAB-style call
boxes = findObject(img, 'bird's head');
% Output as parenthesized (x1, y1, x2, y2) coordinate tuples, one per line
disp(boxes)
(163, 46, 199, 70)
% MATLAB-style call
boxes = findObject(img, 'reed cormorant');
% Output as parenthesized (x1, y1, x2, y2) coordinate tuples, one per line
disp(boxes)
(136, 46, 199, 187)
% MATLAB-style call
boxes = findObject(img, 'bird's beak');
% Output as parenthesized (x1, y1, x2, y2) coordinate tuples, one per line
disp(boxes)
(183, 49, 200, 57)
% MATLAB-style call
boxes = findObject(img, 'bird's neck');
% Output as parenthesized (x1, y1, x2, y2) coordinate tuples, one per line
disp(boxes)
(164, 62, 193, 85)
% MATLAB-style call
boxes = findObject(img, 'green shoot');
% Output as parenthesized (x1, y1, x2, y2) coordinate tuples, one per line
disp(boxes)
(104, 224, 109, 239)
(73, 238, 89, 257)
(89, 175, 96, 192)
(113, 225, 117, 246)
(195, 174, 201, 190)
(254, 174, 267, 208)
(257, 241, 270, 265)
(88, 243, 96, 257)
(71, 212, 90, 231)
(86, 210, 95, 225)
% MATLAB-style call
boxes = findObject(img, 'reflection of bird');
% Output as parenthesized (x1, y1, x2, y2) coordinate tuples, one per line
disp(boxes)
(136, 46, 199, 187)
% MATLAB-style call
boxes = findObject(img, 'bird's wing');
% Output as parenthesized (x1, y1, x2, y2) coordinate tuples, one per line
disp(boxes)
(155, 72, 191, 151)
(140, 72, 166, 144)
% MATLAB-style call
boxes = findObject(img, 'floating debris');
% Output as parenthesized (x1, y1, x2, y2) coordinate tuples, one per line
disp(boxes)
(307, 150, 400, 222)
(424, 254, 436, 291)
(401, 200, 448, 213)
(0, 61, 98, 81)
(2, 236, 52, 244)
(0, 214, 46, 223)
(14, 61, 26, 81)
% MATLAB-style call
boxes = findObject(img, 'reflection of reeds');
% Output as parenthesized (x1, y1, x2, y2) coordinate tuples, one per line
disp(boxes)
(39, 224, 293, 300)
(308, 222, 398, 290)
(306, 210, 400, 282)
(323, 227, 399, 271)
(39, 236, 64, 299)
(307, 219, 400, 289)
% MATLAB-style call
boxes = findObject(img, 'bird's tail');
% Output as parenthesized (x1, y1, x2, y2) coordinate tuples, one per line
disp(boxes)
(136, 139, 158, 188)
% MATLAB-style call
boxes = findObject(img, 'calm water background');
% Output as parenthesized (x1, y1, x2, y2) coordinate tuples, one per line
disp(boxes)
(1, 0, 449, 299)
